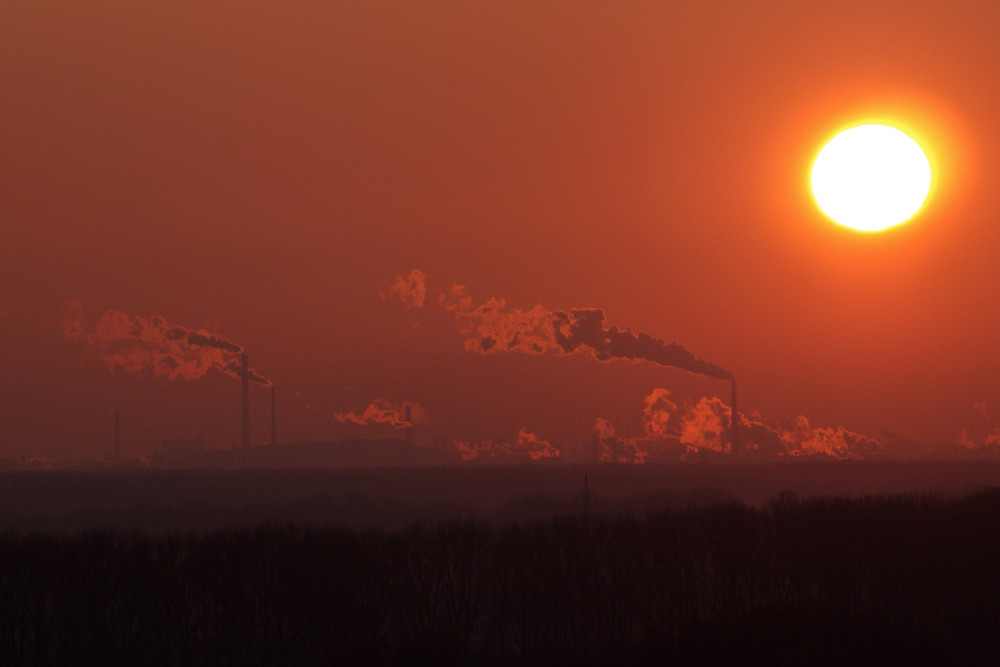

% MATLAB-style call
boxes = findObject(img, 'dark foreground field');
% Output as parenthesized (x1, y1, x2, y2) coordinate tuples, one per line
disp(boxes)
(4, 488, 1000, 664)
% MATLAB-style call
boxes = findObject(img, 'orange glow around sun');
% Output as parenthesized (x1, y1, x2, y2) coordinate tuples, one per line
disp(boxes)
(811, 124, 932, 232)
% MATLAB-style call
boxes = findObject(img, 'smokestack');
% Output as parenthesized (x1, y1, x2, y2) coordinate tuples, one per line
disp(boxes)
(270, 385, 277, 445)
(241, 352, 250, 452)
(405, 404, 414, 446)
(731, 378, 738, 454)
(114, 409, 120, 461)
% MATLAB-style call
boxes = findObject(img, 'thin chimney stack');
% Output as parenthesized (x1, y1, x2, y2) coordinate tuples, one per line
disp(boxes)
(114, 409, 121, 461)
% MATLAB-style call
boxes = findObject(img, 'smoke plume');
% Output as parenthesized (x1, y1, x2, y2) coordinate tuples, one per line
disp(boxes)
(594, 417, 617, 441)
(332, 399, 425, 430)
(643, 388, 677, 438)
(776, 415, 880, 458)
(593, 422, 650, 464)
(437, 284, 731, 379)
(679, 399, 881, 459)
(390, 273, 886, 460)
(452, 429, 560, 462)
(595, 389, 882, 462)
(957, 428, 1000, 452)
(592, 389, 678, 463)
(679, 396, 731, 454)
(61, 300, 85, 340)
(75, 310, 271, 385)
(381, 269, 427, 309)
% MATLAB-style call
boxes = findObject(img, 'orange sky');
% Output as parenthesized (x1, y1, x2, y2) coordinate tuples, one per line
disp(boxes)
(3, 1, 1000, 460)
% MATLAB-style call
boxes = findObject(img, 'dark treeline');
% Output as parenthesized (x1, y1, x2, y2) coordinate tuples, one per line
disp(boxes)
(10, 462, 1000, 533)
(4, 490, 1000, 664)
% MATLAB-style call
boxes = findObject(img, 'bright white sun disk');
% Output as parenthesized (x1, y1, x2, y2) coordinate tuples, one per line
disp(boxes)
(811, 124, 931, 232)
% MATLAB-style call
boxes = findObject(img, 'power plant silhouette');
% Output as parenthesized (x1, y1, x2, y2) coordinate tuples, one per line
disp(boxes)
(81, 306, 744, 466)
(121, 343, 742, 469)
(191, 354, 739, 469)
(161, 351, 449, 470)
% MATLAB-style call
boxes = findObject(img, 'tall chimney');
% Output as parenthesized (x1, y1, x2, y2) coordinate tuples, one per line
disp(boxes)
(405, 404, 414, 446)
(270, 385, 277, 445)
(114, 409, 121, 461)
(730, 378, 738, 454)
(241, 352, 250, 452)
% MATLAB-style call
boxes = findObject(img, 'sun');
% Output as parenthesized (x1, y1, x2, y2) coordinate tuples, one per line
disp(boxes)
(811, 124, 932, 232)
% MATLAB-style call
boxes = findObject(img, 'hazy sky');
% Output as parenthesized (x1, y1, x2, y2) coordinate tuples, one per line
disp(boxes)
(3, 1, 1000, 459)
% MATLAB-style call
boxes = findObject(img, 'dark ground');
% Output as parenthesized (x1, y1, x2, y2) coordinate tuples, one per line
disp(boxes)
(3, 489, 1000, 664)
(2, 460, 1000, 531)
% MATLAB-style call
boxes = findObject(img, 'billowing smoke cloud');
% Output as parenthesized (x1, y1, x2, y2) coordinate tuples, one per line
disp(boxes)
(436, 283, 731, 380)
(332, 399, 425, 430)
(643, 388, 677, 438)
(592, 389, 678, 463)
(594, 417, 617, 441)
(595, 389, 882, 462)
(776, 415, 880, 458)
(219, 358, 272, 385)
(70, 310, 271, 385)
(381, 269, 427, 309)
(981, 430, 1000, 448)
(957, 428, 1000, 452)
(452, 429, 560, 462)
(676, 398, 881, 459)
(551, 309, 732, 379)
(387, 273, 886, 460)
(61, 300, 85, 340)
(679, 396, 731, 454)
(593, 418, 650, 464)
